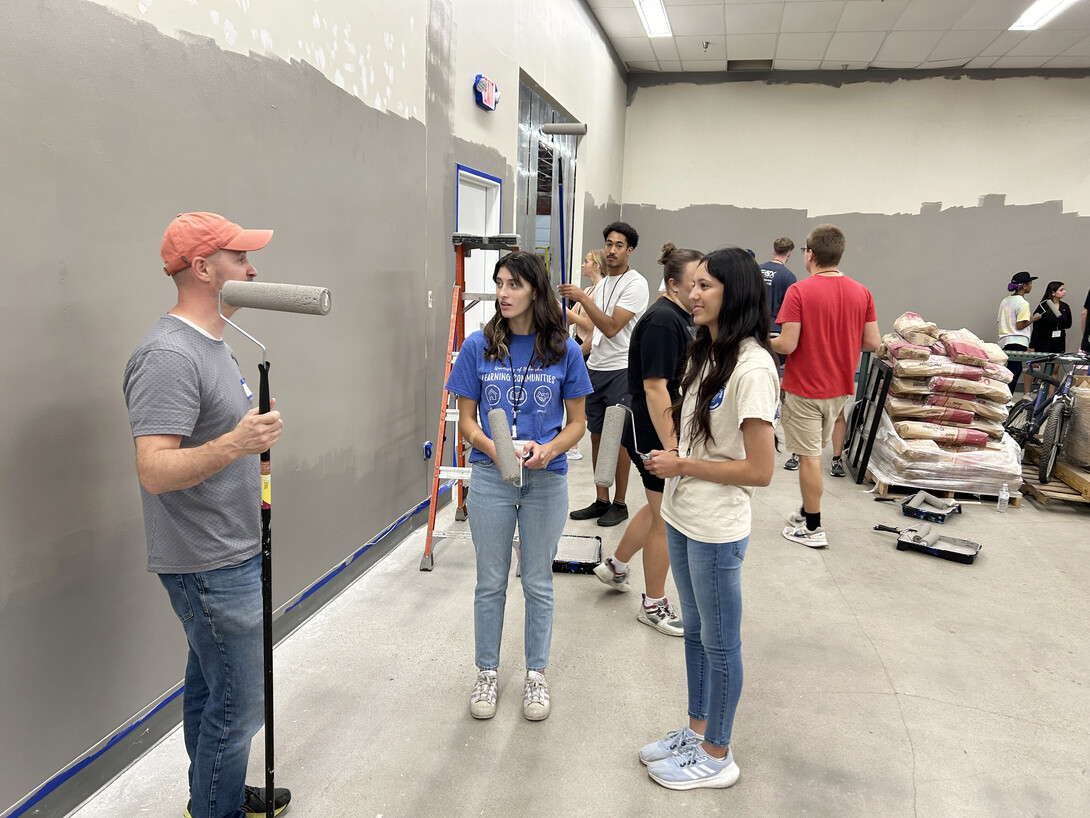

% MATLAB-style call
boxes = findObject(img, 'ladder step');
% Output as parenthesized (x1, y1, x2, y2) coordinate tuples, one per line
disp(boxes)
(439, 466, 473, 481)
(445, 408, 459, 422)
(462, 291, 498, 301)
(431, 529, 474, 540)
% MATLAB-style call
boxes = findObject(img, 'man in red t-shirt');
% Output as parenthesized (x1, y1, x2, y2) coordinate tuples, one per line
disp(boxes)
(771, 224, 880, 548)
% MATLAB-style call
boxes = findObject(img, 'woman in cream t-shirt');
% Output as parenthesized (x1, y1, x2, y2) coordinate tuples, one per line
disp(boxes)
(638, 247, 779, 792)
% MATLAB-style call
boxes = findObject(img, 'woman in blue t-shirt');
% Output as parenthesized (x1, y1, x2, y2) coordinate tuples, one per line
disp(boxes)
(445, 251, 592, 723)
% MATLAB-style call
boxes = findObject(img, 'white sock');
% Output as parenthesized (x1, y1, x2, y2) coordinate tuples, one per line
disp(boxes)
(609, 556, 628, 574)
(643, 594, 666, 608)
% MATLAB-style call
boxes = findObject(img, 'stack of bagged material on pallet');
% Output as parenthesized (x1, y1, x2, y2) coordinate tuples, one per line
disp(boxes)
(869, 313, 1023, 493)
(1061, 381, 1090, 468)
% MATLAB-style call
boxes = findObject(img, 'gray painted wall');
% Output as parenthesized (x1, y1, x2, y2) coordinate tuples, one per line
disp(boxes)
(0, 0, 431, 811)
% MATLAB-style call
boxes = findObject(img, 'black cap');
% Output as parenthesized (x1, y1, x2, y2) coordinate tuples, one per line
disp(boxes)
(1011, 271, 1037, 285)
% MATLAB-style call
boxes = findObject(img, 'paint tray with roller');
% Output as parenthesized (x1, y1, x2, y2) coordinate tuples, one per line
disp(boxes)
(897, 490, 962, 524)
(873, 522, 981, 564)
(552, 534, 603, 574)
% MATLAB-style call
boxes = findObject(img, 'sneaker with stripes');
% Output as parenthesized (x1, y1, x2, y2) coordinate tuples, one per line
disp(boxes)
(639, 726, 702, 765)
(647, 744, 740, 790)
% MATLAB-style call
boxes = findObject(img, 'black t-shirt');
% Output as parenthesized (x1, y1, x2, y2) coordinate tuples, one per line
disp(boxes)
(1082, 289, 1090, 353)
(626, 298, 694, 451)
(1029, 299, 1072, 353)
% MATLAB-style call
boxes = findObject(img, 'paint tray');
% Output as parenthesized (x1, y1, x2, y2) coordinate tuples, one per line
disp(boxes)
(900, 490, 961, 524)
(874, 523, 981, 565)
(553, 535, 602, 574)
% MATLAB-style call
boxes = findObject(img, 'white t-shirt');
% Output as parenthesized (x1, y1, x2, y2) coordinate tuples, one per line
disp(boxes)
(587, 269, 649, 371)
(661, 338, 780, 543)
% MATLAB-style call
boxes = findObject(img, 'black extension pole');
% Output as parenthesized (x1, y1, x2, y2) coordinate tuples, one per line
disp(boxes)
(258, 360, 275, 818)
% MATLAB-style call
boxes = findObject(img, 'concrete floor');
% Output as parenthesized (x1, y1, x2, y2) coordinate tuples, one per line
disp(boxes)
(71, 436, 1090, 817)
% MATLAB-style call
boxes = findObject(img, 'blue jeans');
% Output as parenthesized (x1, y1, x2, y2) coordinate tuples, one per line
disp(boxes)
(666, 524, 748, 749)
(467, 460, 568, 671)
(159, 554, 264, 818)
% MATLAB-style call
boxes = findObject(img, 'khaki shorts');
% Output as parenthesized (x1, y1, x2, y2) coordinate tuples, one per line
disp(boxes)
(780, 393, 851, 457)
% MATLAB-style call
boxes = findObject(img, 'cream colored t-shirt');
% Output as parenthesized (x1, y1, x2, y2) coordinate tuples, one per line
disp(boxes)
(661, 338, 780, 543)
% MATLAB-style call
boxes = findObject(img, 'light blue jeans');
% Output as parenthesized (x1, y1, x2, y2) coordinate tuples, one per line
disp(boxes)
(467, 460, 568, 671)
(666, 524, 748, 749)
(159, 554, 264, 818)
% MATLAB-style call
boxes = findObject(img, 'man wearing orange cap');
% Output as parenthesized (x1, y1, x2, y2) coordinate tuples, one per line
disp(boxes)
(123, 213, 291, 818)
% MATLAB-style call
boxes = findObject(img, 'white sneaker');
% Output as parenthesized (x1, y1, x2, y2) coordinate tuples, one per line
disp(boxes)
(782, 524, 828, 548)
(593, 557, 630, 592)
(637, 595, 684, 636)
(786, 510, 805, 527)
(567, 445, 582, 461)
(470, 670, 498, 719)
(523, 671, 551, 721)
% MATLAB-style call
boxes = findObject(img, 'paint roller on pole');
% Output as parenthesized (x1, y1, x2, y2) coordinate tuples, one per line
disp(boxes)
(594, 404, 651, 488)
(219, 279, 332, 818)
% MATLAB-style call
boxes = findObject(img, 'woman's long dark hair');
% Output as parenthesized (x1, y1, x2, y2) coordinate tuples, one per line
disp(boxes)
(1042, 280, 1064, 302)
(483, 251, 568, 367)
(672, 247, 774, 449)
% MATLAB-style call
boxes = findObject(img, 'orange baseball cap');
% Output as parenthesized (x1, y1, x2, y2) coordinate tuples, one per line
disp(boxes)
(160, 212, 273, 275)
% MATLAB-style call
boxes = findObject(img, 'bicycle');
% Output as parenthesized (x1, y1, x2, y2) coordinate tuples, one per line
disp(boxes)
(1003, 351, 1089, 483)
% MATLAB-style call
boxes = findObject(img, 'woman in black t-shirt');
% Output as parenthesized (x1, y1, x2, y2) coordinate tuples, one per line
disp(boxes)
(1029, 281, 1072, 354)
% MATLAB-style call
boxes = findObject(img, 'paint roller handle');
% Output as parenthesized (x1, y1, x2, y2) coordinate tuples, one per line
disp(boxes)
(644, 448, 683, 478)
(873, 525, 902, 533)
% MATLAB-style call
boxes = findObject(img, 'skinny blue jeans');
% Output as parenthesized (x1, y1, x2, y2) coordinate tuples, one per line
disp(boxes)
(467, 460, 568, 671)
(666, 524, 748, 749)
(159, 554, 264, 818)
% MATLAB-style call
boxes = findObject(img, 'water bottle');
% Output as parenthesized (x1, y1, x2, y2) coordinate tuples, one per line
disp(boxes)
(997, 483, 1009, 513)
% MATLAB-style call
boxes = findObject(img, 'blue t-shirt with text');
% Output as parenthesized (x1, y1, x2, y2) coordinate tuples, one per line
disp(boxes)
(445, 331, 593, 474)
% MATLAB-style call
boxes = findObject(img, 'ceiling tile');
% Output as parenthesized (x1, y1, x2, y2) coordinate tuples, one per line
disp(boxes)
(680, 59, 729, 71)
(651, 37, 682, 61)
(951, 0, 1027, 31)
(989, 55, 1051, 69)
(665, 0, 725, 6)
(825, 30, 887, 62)
(1006, 29, 1090, 57)
(667, 3, 727, 36)
(868, 60, 922, 69)
(1062, 34, 1090, 57)
(773, 58, 824, 70)
(782, 1, 847, 34)
(1049, 2, 1090, 27)
(839, 0, 909, 32)
(928, 29, 1001, 62)
(676, 34, 726, 59)
(1045, 54, 1090, 67)
(626, 61, 662, 72)
(656, 60, 684, 71)
(726, 33, 779, 60)
(611, 36, 658, 61)
(724, 3, 783, 35)
(978, 29, 1028, 57)
(593, 6, 651, 39)
(587, 0, 638, 7)
(776, 31, 834, 61)
(874, 30, 943, 62)
(820, 59, 870, 69)
(920, 57, 973, 68)
(894, 0, 976, 32)
(963, 55, 999, 69)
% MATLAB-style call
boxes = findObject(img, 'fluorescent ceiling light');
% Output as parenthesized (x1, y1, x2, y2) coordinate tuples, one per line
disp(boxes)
(634, 0, 672, 38)
(1010, 0, 1082, 30)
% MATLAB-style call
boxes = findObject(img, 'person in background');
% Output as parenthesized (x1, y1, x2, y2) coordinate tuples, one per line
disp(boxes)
(639, 247, 778, 790)
(760, 237, 797, 337)
(998, 271, 1043, 393)
(593, 242, 702, 637)
(1029, 280, 1072, 354)
(446, 251, 592, 723)
(1081, 287, 1090, 354)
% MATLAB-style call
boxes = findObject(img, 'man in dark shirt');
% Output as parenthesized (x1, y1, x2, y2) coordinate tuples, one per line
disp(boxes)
(592, 243, 702, 637)
(761, 237, 797, 334)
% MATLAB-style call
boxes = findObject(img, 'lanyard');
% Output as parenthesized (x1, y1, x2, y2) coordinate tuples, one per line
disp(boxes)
(507, 354, 533, 438)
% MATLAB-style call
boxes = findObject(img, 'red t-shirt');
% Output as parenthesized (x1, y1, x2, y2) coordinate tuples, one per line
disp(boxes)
(776, 274, 876, 399)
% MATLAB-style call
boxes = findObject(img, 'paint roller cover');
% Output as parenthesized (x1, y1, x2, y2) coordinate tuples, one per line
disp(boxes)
(541, 123, 587, 136)
(486, 408, 521, 484)
(221, 281, 332, 315)
(594, 405, 626, 487)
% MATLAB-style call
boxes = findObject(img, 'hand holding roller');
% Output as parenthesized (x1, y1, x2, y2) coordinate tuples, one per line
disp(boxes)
(487, 408, 523, 485)
(594, 404, 649, 488)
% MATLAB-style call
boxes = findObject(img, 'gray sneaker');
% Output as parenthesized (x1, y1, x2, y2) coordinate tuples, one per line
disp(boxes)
(639, 726, 702, 765)
(470, 670, 498, 719)
(637, 596, 684, 636)
(786, 510, 806, 527)
(523, 671, 551, 721)
(784, 453, 800, 470)
(830, 457, 846, 478)
(593, 557, 630, 592)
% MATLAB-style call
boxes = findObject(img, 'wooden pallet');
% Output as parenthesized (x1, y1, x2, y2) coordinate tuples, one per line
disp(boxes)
(866, 470, 1023, 507)
(1021, 445, 1090, 504)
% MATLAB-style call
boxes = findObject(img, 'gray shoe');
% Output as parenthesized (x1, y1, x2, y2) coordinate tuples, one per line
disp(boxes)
(830, 457, 846, 478)
(470, 670, 498, 719)
(597, 502, 629, 527)
(786, 510, 806, 527)
(784, 453, 800, 470)
(593, 557, 630, 592)
(637, 596, 684, 636)
(639, 726, 702, 765)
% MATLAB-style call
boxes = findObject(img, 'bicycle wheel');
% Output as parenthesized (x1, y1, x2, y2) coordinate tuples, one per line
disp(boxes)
(1004, 399, 1034, 447)
(1039, 401, 1068, 483)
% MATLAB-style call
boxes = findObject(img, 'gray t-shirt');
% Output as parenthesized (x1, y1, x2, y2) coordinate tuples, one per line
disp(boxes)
(123, 316, 260, 573)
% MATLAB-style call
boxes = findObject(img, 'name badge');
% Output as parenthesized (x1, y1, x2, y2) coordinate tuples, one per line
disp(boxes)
(1053, 330, 1062, 338)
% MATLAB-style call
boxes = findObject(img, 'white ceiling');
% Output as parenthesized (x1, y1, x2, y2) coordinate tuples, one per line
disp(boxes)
(586, 0, 1090, 72)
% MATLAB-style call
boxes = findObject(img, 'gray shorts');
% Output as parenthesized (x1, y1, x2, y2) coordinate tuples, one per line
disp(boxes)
(586, 368, 629, 434)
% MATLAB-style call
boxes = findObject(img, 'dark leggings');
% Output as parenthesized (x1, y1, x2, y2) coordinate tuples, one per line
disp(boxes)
(1003, 343, 1028, 390)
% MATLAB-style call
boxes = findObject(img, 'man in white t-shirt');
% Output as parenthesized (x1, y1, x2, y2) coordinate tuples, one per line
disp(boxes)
(558, 221, 649, 526)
